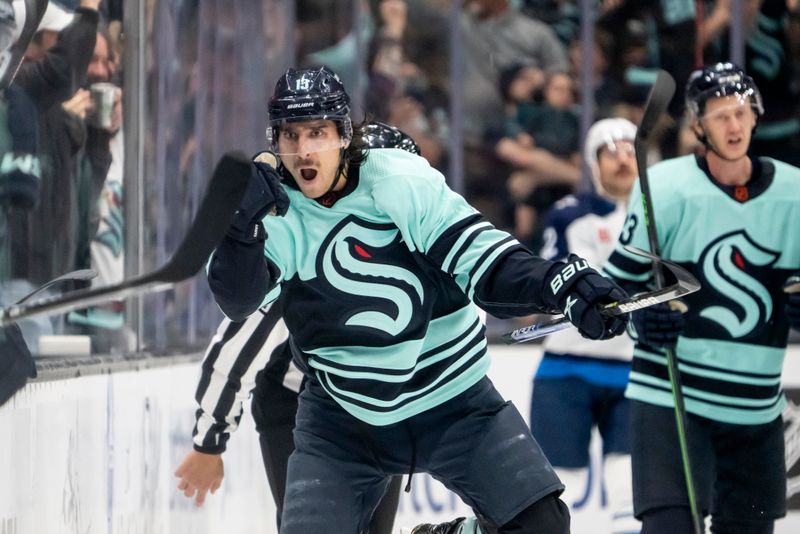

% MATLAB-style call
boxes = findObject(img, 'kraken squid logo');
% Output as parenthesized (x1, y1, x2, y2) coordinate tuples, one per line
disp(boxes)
(321, 219, 424, 336)
(699, 230, 779, 338)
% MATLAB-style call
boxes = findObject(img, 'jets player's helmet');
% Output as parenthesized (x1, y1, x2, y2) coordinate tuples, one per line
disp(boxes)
(584, 118, 637, 193)
(685, 62, 764, 120)
(266, 65, 352, 155)
(363, 121, 421, 155)
(584, 118, 637, 169)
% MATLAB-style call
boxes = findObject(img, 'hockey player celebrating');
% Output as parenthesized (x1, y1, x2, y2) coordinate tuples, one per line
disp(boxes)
(530, 117, 639, 533)
(604, 62, 800, 533)
(205, 65, 630, 533)
(175, 122, 422, 533)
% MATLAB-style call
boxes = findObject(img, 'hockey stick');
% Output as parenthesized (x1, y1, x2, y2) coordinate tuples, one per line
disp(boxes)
(502, 247, 701, 344)
(14, 269, 97, 304)
(636, 70, 703, 534)
(0, 151, 252, 327)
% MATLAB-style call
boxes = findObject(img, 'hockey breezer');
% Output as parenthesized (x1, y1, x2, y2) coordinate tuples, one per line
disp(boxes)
(503, 247, 700, 344)
(0, 152, 252, 327)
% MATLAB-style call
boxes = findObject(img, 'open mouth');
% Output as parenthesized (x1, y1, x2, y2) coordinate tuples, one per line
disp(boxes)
(300, 168, 318, 181)
(728, 136, 743, 146)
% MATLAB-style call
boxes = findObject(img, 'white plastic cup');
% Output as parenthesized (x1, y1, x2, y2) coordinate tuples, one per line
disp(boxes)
(89, 82, 117, 129)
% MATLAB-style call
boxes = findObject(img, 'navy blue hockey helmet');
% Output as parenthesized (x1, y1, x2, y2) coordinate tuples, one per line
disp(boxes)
(267, 66, 352, 154)
(363, 121, 421, 155)
(685, 62, 764, 119)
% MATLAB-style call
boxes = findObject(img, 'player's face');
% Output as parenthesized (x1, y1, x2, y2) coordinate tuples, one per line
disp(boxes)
(697, 96, 756, 160)
(277, 120, 347, 198)
(597, 139, 637, 200)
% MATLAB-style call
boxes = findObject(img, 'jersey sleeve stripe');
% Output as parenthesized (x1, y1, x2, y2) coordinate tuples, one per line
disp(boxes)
(442, 221, 494, 273)
(465, 237, 519, 300)
(425, 213, 483, 266)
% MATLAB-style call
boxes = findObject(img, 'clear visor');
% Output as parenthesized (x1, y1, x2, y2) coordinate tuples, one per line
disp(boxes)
(698, 95, 758, 122)
(266, 116, 352, 156)
(597, 138, 635, 158)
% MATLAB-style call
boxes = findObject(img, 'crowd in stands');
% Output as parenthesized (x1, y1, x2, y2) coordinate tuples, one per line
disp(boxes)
(338, 0, 800, 255)
(0, 0, 125, 352)
(2, 0, 800, 354)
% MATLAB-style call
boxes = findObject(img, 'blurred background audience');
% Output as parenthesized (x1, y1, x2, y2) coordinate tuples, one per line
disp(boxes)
(1, 0, 798, 356)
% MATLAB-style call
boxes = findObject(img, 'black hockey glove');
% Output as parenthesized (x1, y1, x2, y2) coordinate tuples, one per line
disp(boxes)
(542, 254, 629, 340)
(227, 156, 289, 244)
(631, 302, 685, 349)
(786, 274, 800, 330)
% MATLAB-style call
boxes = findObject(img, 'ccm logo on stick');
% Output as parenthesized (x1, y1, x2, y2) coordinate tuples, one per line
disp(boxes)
(550, 260, 590, 294)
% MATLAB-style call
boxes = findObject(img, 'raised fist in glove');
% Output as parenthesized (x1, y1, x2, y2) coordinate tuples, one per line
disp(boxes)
(631, 302, 685, 349)
(786, 274, 800, 330)
(543, 254, 630, 340)
(227, 153, 290, 243)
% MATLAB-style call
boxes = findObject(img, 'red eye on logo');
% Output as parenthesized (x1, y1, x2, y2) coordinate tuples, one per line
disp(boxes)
(733, 250, 745, 269)
(354, 244, 372, 258)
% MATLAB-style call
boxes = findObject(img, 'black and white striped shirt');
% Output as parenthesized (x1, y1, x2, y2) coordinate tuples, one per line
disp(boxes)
(191, 300, 303, 453)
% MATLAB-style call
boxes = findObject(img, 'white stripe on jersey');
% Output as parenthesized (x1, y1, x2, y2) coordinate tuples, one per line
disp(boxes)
(193, 305, 290, 450)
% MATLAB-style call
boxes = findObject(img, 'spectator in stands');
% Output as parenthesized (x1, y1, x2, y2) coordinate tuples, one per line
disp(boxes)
(460, 0, 568, 226)
(367, 0, 447, 168)
(68, 24, 127, 352)
(567, 29, 623, 119)
(596, 0, 696, 157)
(495, 69, 581, 250)
(1, 0, 99, 350)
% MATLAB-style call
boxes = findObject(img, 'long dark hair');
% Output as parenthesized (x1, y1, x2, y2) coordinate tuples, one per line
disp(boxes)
(343, 117, 371, 167)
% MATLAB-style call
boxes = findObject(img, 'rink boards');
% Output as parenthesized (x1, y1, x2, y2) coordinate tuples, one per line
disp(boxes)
(1, 345, 799, 534)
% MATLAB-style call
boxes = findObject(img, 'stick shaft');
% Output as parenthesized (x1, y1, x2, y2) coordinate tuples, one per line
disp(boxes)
(635, 70, 703, 534)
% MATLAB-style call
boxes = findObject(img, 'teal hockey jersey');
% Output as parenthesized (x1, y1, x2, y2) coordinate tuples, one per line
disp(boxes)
(605, 155, 800, 425)
(251, 148, 550, 425)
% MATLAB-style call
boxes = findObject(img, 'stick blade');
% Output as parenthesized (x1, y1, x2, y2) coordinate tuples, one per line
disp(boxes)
(158, 151, 251, 281)
(0, 152, 252, 326)
(622, 245, 701, 293)
(636, 70, 676, 142)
